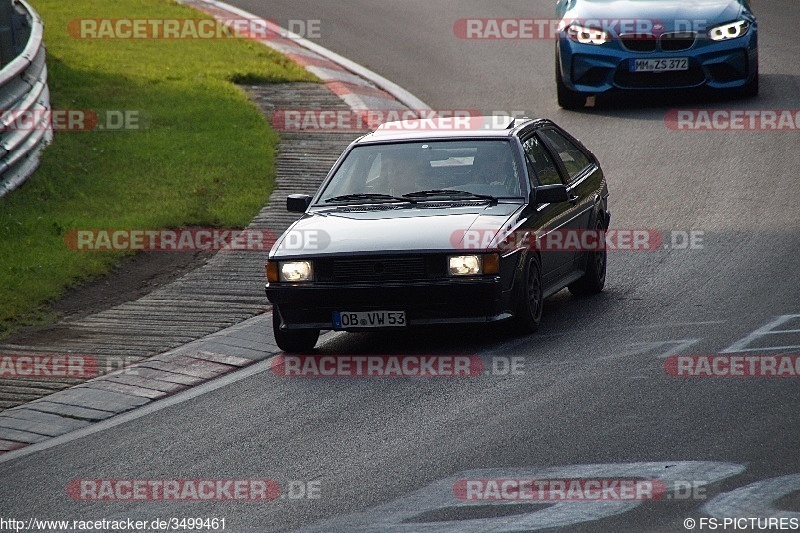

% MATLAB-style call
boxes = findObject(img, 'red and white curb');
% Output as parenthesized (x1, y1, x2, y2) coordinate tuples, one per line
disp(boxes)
(179, 0, 431, 114)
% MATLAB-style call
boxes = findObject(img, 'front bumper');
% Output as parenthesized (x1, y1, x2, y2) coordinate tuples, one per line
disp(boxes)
(266, 278, 513, 330)
(557, 30, 758, 94)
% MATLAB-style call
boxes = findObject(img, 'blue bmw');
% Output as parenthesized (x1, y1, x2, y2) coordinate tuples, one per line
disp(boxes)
(555, 0, 758, 108)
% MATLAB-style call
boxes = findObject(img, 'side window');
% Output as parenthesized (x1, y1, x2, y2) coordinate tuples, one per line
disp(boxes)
(521, 135, 562, 186)
(538, 129, 593, 183)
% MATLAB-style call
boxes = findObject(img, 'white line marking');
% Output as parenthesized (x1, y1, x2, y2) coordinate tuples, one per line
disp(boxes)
(721, 314, 800, 353)
(703, 473, 800, 518)
(518, 321, 724, 345)
(657, 339, 701, 359)
(598, 339, 700, 361)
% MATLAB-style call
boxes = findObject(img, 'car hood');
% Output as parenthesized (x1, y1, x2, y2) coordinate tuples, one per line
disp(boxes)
(270, 203, 522, 258)
(561, 0, 746, 32)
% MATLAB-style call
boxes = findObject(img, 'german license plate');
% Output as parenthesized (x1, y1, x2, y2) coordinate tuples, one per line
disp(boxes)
(630, 58, 689, 72)
(333, 311, 406, 329)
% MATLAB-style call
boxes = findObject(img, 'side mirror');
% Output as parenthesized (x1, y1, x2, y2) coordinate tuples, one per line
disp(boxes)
(533, 184, 569, 205)
(287, 194, 312, 213)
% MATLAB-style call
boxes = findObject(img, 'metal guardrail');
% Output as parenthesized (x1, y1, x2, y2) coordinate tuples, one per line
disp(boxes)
(0, 0, 51, 197)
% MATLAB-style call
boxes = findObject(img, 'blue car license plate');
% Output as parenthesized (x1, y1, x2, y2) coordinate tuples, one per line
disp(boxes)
(630, 58, 689, 72)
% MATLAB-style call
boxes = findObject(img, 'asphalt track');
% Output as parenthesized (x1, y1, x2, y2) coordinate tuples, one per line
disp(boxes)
(1, 1, 799, 531)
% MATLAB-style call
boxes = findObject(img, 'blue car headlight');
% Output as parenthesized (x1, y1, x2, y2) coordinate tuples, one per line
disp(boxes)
(708, 20, 750, 41)
(566, 23, 610, 45)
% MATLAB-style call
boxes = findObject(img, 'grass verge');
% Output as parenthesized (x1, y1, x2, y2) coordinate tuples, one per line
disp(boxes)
(0, 0, 318, 337)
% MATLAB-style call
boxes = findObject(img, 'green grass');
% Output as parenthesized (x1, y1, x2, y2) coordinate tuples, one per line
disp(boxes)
(0, 0, 318, 337)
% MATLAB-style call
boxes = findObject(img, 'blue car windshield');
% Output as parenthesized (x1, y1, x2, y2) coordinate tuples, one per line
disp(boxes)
(317, 140, 523, 203)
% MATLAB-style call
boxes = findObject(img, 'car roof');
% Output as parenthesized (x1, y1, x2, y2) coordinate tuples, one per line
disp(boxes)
(354, 115, 549, 144)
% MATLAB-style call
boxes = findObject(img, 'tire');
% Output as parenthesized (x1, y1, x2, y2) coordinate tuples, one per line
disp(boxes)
(513, 254, 544, 333)
(556, 53, 586, 110)
(568, 218, 607, 296)
(272, 310, 319, 353)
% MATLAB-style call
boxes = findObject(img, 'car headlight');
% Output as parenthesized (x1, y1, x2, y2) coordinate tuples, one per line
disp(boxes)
(567, 24, 609, 45)
(708, 20, 750, 41)
(279, 260, 313, 282)
(447, 254, 500, 276)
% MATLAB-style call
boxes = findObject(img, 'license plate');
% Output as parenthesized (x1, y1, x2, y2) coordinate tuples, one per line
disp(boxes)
(333, 311, 406, 329)
(630, 58, 689, 72)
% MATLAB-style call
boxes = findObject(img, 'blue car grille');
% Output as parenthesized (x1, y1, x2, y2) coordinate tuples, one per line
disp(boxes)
(619, 33, 657, 52)
(660, 32, 697, 52)
(619, 32, 697, 53)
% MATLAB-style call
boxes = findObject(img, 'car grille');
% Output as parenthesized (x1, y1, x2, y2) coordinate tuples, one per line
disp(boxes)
(619, 33, 657, 52)
(315, 256, 445, 282)
(660, 32, 696, 52)
(619, 32, 696, 53)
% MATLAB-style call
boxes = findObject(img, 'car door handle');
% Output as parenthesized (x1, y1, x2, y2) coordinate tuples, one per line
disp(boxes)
(569, 194, 580, 204)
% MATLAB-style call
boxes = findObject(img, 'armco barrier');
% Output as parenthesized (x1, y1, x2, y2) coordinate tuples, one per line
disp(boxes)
(0, 0, 51, 197)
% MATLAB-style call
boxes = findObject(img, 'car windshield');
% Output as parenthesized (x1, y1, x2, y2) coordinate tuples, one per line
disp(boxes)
(317, 140, 523, 204)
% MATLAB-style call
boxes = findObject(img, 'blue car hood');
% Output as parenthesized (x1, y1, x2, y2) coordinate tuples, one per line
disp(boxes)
(559, 0, 747, 32)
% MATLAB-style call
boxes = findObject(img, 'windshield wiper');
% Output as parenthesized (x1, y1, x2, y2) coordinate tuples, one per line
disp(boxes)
(402, 189, 498, 203)
(324, 193, 416, 204)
